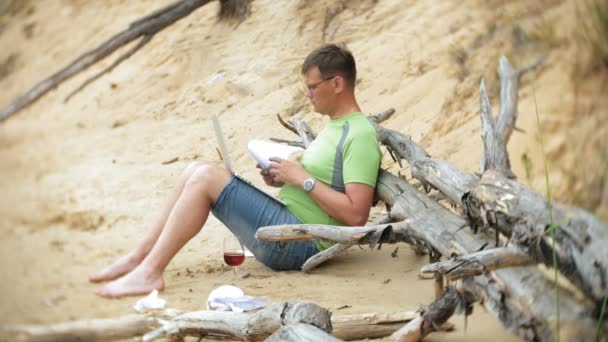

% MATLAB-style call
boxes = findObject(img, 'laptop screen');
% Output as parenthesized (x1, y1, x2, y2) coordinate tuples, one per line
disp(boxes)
(212, 113, 233, 173)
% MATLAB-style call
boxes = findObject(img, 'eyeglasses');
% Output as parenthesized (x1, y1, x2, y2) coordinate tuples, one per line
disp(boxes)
(304, 76, 336, 95)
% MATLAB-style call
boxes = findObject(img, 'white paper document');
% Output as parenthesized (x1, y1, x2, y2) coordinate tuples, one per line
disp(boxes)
(247, 140, 304, 169)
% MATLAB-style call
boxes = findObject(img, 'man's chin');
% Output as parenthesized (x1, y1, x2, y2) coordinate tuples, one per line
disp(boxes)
(312, 106, 325, 115)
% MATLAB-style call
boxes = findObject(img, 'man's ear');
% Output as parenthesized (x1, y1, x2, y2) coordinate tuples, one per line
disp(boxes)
(334, 76, 345, 94)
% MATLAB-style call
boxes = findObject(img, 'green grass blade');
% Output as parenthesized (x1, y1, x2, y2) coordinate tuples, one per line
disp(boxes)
(597, 290, 608, 341)
(531, 74, 560, 341)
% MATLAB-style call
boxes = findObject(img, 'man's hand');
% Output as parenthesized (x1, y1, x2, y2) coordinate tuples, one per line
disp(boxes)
(257, 164, 284, 187)
(267, 157, 309, 187)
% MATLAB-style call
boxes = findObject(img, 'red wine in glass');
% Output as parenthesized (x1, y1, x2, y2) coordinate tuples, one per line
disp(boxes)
(223, 236, 245, 277)
(224, 252, 245, 267)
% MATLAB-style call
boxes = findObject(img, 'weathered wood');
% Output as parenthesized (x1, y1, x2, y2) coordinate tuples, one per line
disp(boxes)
(434, 272, 444, 299)
(259, 170, 598, 340)
(421, 247, 533, 281)
(143, 301, 332, 341)
(463, 170, 608, 305)
(496, 55, 546, 144)
(332, 311, 416, 340)
(368, 120, 429, 168)
(289, 118, 314, 147)
(257, 220, 429, 251)
(257, 224, 385, 244)
(269, 137, 305, 148)
(273, 109, 603, 340)
(495, 56, 520, 144)
(411, 159, 477, 207)
(390, 287, 459, 342)
(369, 112, 480, 207)
(0, 0, 250, 122)
(218, 0, 251, 20)
(369, 107, 396, 121)
(63, 33, 156, 102)
(266, 323, 342, 342)
(464, 270, 599, 342)
(429, 253, 444, 299)
(478, 55, 545, 174)
(302, 242, 353, 273)
(379, 170, 599, 340)
(479, 79, 513, 178)
(3, 315, 160, 342)
(277, 114, 299, 135)
(301, 214, 393, 273)
(3, 308, 430, 342)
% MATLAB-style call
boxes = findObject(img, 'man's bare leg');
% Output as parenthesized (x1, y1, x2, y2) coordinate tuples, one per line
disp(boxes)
(89, 162, 222, 283)
(96, 163, 231, 298)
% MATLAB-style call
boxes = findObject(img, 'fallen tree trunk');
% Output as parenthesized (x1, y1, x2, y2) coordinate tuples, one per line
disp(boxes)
(0, 0, 250, 122)
(3, 306, 439, 342)
(463, 170, 608, 306)
(2, 315, 159, 342)
(258, 169, 599, 340)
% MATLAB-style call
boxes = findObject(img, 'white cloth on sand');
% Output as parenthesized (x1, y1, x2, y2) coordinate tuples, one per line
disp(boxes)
(133, 289, 166, 313)
(206, 285, 267, 312)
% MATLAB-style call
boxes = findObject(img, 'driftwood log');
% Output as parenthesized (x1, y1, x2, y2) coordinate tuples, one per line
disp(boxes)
(420, 247, 534, 281)
(3, 304, 438, 342)
(0, 0, 251, 122)
(259, 170, 600, 341)
(142, 301, 332, 341)
(3, 315, 159, 342)
(301, 214, 393, 272)
(463, 170, 608, 306)
(257, 55, 607, 341)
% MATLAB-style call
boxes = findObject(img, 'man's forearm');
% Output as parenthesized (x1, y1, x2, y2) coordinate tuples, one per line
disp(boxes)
(306, 181, 370, 226)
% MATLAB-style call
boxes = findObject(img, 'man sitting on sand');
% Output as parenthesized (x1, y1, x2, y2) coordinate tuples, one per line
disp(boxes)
(90, 43, 382, 298)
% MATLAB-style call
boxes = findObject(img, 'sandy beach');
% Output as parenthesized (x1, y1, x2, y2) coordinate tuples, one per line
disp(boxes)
(0, 0, 606, 340)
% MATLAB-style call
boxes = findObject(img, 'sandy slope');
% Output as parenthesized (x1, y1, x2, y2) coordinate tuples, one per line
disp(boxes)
(0, 0, 605, 340)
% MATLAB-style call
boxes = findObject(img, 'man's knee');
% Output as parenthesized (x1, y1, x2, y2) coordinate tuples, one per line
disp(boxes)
(187, 163, 215, 185)
(183, 161, 205, 177)
(185, 163, 231, 196)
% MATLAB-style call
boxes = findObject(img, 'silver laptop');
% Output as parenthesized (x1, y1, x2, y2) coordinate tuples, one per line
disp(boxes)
(212, 114, 287, 206)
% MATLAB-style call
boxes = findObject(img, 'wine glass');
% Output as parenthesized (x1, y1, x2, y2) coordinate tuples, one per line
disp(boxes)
(223, 236, 245, 278)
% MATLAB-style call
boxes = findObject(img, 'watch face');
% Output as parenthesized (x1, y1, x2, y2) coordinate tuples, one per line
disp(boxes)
(303, 178, 315, 191)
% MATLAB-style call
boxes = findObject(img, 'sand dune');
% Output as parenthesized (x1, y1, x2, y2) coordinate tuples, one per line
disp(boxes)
(0, 0, 605, 340)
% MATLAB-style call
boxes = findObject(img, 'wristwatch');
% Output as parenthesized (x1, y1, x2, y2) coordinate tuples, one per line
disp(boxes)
(302, 177, 316, 192)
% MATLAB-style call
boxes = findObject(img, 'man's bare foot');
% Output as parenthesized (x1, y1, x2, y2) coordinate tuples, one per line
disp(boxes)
(95, 267, 164, 298)
(89, 254, 142, 283)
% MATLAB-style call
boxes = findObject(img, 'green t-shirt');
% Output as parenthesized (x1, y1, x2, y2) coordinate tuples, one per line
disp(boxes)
(279, 112, 381, 251)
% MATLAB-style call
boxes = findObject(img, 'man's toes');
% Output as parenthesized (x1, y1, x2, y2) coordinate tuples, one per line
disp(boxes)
(89, 274, 103, 283)
(95, 285, 114, 298)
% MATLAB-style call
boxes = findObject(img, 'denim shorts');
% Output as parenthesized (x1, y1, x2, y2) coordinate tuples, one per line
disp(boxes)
(211, 176, 319, 271)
